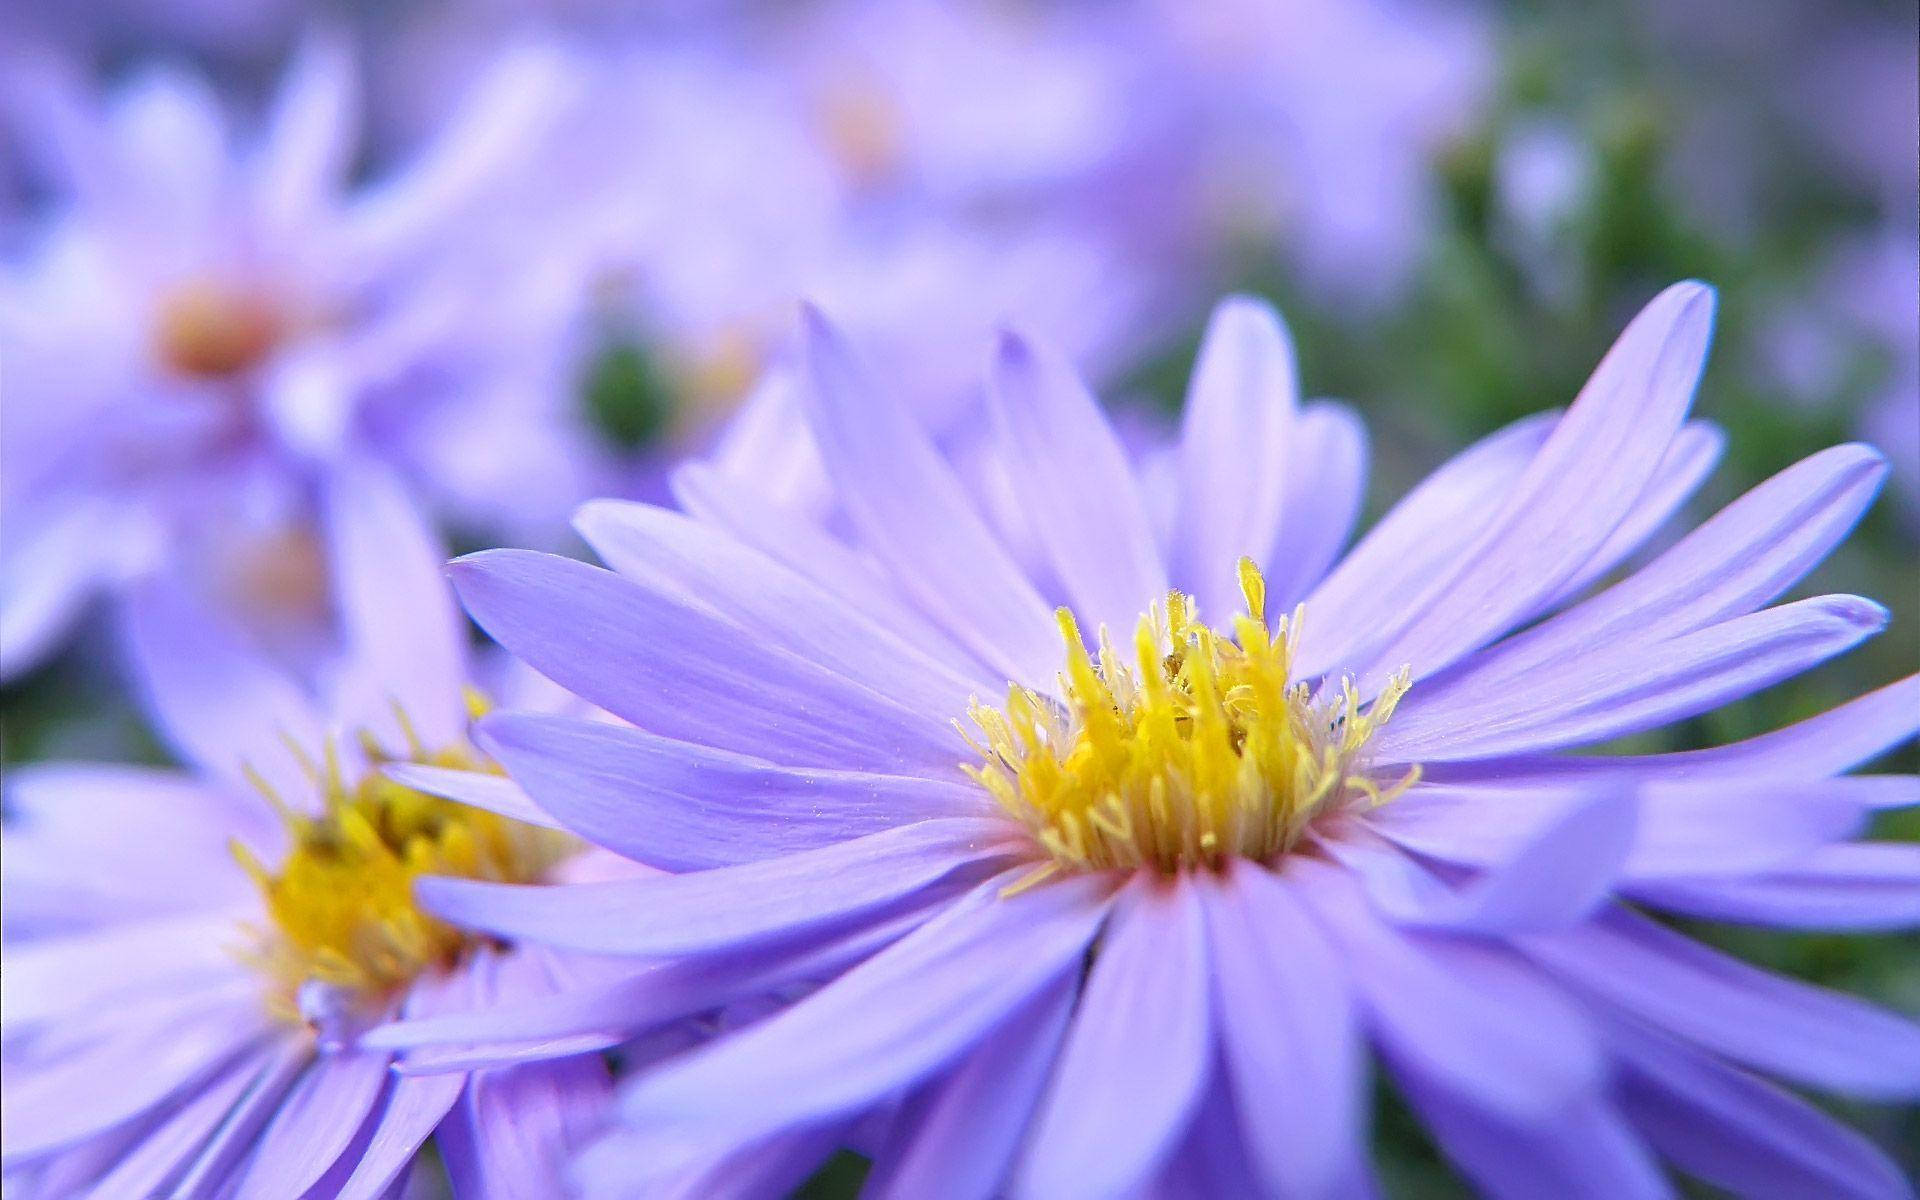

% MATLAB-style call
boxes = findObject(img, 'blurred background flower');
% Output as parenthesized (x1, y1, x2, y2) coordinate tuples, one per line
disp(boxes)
(1, 0, 1914, 1193)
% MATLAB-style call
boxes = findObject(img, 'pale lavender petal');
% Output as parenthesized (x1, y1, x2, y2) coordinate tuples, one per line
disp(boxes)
(1349, 282, 1716, 691)
(1015, 877, 1212, 1199)
(1397, 1081, 1669, 1200)
(987, 330, 1166, 635)
(1380, 594, 1887, 761)
(865, 978, 1076, 1200)
(448, 550, 964, 774)
(1170, 296, 1296, 619)
(1422, 443, 1887, 699)
(1524, 908, 1920, 1098)
(1611, 1018, 1914, 1200)
(1200, 865, 1368, 1198)
(578, 1123, 851, 1200)
(1262, 400, 1368, 609)
(169, 1038, 314, 1196)
(1533, 419, 1725, 614)
(612, 872, 1115, 1174)
(0, 499, 125, 682)
(1343, 788, 1635, 932)
(796, 304, 1059, 684)
(440, 1056, 613, 1200)
(4, 911, 253, 1029)
(381, 763, 561, 830)
(416, 817, 1017, 956)
(324, 456, 467, 751)
(1296, 411, 1558, 677)
(333, 966, 476, 1200)
(480, 713, 985, 871)
(1418, 674, 1920, 785)
(1631, 842, 1920, 930)
(574, 500, 993, 712)
(79, 1046, 269, 1199)
(1295, 860, 1604, 1119)
(670, 463, 989, 681)
(120, 577, 327, 803)
(251, 28, 358, 235)
(231, 1048, 391, 1199)
(1152, 1080, 1277, 1200)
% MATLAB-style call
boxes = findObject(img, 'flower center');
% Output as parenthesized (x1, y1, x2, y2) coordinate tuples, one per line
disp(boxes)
(232, 731, 572, 1022)
(153, 278, 282, 379)
(965, 560, 1416, 881)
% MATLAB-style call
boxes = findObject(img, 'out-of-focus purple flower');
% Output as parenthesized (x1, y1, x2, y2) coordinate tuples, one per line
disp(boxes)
(395, 283, 1916, 1196)
(0, 33, 598, 679)
(0, 462, 626, 1196)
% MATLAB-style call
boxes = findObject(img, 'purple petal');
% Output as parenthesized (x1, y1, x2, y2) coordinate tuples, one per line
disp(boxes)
(1523, 908, 1920, 1099)
(119, 576, 327, 804)
(448, 549, 964, 775)
(167, 1037, 313, 1196)
(1348, 281, 1716, 691)
(1631, 842, 1920, 931)
(1611, 1017, 1914, 1200)
(0, 499, 123, 682)
(574, 499, 993, 713)
(66, 1042, 267, 1198)
(333, 967, 477, 1200)
(1380, 594, 1887, 761)
(324, 456, 468, 752)
(988, 329, 1167, 634)
(1016, 876, 1213, 1199)
(231, 1048, 390, 1199)
(1170, 296, 1297, 619)
(1263, 400, 1368, 609)
(252, 29, 357, 235)
(1418, 675, 1920, 784)
(1533, 419, 1725, 614)
(4, 911, 253, 1029)
(795, 304, 1059, 684)
(1419, 442, 1887, 702)
(416, 817, 1017, 957)
(866, 977, 1077, 1200)
(612, 871, 1115, 1172)
(1199, 865, 1369, 1198)
(1295, 860, 1604, 1119)
(480, 712, 986, 871)
(1396, 1081, 1669, 1200)
(381, 763, 561, 830)
(1296, 410, 1557, 677)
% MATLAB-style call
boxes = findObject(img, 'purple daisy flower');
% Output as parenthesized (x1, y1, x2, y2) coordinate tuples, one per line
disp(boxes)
(1, 460, 626, 1197)
(399, 283, 1915, 1197)
(0, 32, 596, 679)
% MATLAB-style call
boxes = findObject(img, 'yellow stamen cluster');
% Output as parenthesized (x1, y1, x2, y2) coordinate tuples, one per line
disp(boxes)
(153, 278, 282, 379)
(965, 560, 1416, 882)
(232, 710, 572, 1021)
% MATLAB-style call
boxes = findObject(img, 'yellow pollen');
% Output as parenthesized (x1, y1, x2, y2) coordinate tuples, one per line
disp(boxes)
(231, 710, 572, 1022)
(964, 559, 1417, 882)
(153, 278, 282, 379)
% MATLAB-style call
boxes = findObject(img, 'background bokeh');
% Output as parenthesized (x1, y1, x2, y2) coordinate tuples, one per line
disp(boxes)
(3, 0, 1915, 1193)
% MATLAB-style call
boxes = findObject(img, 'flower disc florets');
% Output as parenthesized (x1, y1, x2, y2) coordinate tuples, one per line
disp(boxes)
(966, 560, 1415, 882)
(232, 718, 573, 1023)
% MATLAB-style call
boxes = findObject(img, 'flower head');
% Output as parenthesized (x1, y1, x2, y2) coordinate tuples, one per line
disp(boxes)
(393, 286, 1916, 1198)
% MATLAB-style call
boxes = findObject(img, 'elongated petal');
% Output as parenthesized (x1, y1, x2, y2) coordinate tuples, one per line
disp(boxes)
(333, 966, 477, 1200)
(1631, 842, 1920, 930)
(1016, 877, 1213, 1199)
(382, 763, 560, 830)
(1397, 1081, 1669, 1200)
(614, 872, 1115, 1169)
(988, 330, 1167, 634)
(1296, 411, 1557, 677)
(232, 1050, 390, 1199)
(448, 550, 963, 774)
(480, 713, 984, 871)
(325, 456, 467, 751)
(1200, 866, 1368, 1198)
(1524, 908, 1920, 1099)
(1381, 594, 1887, 761)
(574, 499, 990, 713)
(865, 977, 1077, 1200)
(416, 817, 1016, 956)
(1262, 400, 1368, 609)
(1352, 282, 1716, 690)
(80, 1047, 268, 1199)
(1429, 443, 1887, 697)
(120, 577, 327, 804)
(1171, 296, 1296, 619)
(1611, 1018, 1914, 1200)
(1296, 861, 1604, 1119)
(797, 305, 1059, 683)
(253, 28, 358, 235)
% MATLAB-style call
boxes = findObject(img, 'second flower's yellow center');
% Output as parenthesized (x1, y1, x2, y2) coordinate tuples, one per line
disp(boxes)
(232, 718, 573, 1022)
(153, 278, 283, 379)
(966, 560, 1415, 882)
